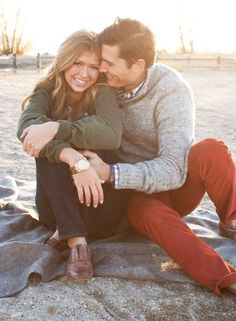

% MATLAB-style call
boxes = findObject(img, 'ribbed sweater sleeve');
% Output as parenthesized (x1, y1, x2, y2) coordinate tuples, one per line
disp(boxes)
(17, 85, 122, 163)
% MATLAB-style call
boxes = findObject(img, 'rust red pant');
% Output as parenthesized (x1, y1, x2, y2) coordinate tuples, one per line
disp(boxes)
(128, 139, 236, 295)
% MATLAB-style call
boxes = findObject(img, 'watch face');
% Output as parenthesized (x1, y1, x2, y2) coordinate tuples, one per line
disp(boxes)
(76, 158, 89, 171)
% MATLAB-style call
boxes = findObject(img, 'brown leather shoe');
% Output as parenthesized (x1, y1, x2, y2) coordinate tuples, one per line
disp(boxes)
(66, 244, 93, 282)
(43, 237, 69, 252)
(219, 222, 236, 240)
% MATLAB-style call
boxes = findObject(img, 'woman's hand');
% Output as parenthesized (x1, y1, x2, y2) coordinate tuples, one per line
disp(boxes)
(59, 147, 104, 207)
(72, 167, 104, 208)
(21, 122, 59, 157)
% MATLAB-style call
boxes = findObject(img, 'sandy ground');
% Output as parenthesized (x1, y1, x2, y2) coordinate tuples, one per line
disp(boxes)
(0, 69, 236, 320)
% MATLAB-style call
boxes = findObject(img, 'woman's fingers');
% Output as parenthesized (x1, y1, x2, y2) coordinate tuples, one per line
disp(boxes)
(20, 126, 31, 139)
(96, 180, 104, 205)
(76, 182, 103, 208)
(83, 185, 91, 207)
(73, 168, 104, 207)
(76, 184, 84, 204)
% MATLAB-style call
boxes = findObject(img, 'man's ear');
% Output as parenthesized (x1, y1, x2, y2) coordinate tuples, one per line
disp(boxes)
(132, 59, 146, 72)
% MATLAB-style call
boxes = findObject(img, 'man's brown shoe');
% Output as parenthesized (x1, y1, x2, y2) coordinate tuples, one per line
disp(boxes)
(66, 244, 93, 282)
(219, 222, 236, 240)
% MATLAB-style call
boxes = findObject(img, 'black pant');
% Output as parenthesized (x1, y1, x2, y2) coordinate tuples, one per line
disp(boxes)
(35, 155, 129, 240)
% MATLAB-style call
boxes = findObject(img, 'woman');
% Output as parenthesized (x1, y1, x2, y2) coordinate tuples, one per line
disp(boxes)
(17, 30, 129, 283)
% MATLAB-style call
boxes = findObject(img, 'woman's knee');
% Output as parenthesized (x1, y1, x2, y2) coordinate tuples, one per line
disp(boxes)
(36, 158, 70, 181)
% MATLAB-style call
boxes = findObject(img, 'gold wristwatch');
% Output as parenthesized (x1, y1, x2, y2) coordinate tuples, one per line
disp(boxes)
(70, 157, 90, 174)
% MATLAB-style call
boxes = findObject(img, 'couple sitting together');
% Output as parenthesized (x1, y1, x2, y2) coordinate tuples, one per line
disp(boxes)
(17, 18, 236, 296)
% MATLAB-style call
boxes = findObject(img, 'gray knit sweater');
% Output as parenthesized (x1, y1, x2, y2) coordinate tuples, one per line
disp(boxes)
(115, 63, 195, 193)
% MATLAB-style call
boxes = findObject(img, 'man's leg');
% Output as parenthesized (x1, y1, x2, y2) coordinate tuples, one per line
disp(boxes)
(128, 139, 236, 295)
(173, 138, 236, 223)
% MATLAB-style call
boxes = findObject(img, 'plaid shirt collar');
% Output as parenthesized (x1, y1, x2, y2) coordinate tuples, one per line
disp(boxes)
(116, 81, 145, 101)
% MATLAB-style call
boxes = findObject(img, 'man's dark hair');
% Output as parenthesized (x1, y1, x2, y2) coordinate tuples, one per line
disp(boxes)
(99, 18, 156, 68)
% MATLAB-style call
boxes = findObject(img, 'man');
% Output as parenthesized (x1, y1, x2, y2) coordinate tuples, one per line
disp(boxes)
(84, 18, 236, 295)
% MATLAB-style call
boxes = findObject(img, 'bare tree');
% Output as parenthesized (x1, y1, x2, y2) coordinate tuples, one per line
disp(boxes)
(178, 25, 187, 54)
(0, 7, 10, 54)
(189, 29, 194, 54)
(0, 3, 31, 55)
(178, 25, 195, 54)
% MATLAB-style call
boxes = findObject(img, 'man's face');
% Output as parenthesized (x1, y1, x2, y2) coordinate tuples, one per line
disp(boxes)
(100, 44, 141, 91)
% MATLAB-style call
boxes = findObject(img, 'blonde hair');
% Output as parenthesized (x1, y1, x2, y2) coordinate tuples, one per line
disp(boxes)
(22, 30, 101, 120)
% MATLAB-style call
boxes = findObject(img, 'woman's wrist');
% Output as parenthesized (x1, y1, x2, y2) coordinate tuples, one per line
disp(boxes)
(59, 148, 83, 166)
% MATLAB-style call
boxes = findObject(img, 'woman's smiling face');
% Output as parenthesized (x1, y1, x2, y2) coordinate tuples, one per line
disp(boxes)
(64, 51, 100, 93)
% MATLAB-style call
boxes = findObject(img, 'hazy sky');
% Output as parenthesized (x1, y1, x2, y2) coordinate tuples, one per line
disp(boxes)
(1, 0, 236, 54)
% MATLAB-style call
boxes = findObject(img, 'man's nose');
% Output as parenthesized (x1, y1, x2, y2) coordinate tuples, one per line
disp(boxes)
(99, 61, 107, 73)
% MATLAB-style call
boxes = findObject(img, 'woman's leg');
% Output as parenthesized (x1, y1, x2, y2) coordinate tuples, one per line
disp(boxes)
(35, 167, 57, 231)
(36, 157, 130, 282)
(36, 158, 93, 282)
(84, 183, 130, 239)
(35, 158, 87, 240)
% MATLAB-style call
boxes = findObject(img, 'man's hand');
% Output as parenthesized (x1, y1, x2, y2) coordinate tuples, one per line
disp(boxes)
(21, 122, 59, 157)
(81, 150, 111, 182)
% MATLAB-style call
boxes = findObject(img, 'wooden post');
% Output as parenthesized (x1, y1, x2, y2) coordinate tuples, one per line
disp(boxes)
(12, 53, 17, 70)
(216, 55, 221, 69)
(187, 55, 190, 70)
(37, 53, 41, 70)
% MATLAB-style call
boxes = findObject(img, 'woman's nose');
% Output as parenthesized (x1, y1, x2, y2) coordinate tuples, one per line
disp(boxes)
(79, 66, 89, 78)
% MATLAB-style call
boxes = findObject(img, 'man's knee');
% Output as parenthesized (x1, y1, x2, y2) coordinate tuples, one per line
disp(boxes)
(190, 138, 230, 161)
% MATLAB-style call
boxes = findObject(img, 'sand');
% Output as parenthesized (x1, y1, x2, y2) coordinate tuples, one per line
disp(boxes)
(0, 69, 235, 320)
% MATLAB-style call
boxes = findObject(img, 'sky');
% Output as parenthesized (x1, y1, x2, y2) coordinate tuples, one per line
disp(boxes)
(1, 0, 236, 54)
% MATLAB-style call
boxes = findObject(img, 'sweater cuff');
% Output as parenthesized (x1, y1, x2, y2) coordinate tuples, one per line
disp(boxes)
(41, 140, 71, 163)
(116, 163, 143, 190)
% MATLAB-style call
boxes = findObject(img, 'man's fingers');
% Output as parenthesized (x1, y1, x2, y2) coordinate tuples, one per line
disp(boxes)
(81, 150, 96, 159)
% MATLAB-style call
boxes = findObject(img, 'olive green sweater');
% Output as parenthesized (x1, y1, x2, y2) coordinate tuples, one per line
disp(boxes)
(17, 84, 122, 162)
